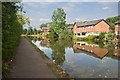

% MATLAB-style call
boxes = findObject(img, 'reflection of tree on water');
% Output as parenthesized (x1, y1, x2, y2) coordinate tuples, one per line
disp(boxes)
(28, 36, 42, 42)
(51, 40, 65, 66)
(105, 42, 120, 60)
(32, 37, 38, 42)
(40, 37, 73, 66)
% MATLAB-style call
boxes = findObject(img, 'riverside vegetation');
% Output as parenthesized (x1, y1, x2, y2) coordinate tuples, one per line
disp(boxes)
(2, 2, 30, 77)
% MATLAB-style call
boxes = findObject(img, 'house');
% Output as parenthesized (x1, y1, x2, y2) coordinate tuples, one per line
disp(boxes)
(73, 19, 110, 37)
(41, 27, 50, 34)
(67, 26, 73, 31)
(115, 20, 120, 39)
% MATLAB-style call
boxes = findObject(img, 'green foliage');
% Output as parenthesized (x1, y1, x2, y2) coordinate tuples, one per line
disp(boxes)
(37, 30, 41, 34)
(40, 22, 52, 29)
(46, 32, 58, 40)
(60, 29, 73, 40)
(33, 28, 37, 34)
(50, 8, 66, 37)
(23, 28, 27, 34)
(2, 2, 23, 60)
(65, 23, 73, 27)
(74, 35, 95, 40)
(105, 16, 120, 32)
(87, 35, 95, 40)
(2, 2, 28, 76)
(27, 27, 33, 35)
(106, 32, 114, 41)
(99, 32, 106, 40)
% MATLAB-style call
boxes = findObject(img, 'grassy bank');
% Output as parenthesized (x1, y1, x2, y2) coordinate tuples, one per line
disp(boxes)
(26, 37, 73, 79)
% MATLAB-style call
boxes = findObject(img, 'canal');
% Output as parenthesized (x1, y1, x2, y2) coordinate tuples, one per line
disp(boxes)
(28, 36, 120, 78)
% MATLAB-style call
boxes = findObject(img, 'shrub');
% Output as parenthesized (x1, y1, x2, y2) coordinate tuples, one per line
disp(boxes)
(106, 32, 114, 41)
(99, 32, 106, 40)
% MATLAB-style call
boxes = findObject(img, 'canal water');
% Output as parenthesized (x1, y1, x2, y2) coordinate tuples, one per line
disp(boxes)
(28, 36, 119, 78)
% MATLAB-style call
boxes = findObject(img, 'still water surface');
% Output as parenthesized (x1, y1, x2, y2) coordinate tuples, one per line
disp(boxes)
(29, 37, 119, 78)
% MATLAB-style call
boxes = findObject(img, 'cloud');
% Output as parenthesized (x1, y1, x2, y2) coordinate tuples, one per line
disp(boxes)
(102, 6, 109, 10)
(40, 18, 50, 21)
(23, 2, 53, 8)
(62, 3, 78, 13)
(75, 18, 80, 21)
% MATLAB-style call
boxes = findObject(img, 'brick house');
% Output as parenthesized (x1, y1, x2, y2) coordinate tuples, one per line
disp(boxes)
(73, 19, 110, 37)
(115, 20, 120, 39)
(41, 27, 50, 34)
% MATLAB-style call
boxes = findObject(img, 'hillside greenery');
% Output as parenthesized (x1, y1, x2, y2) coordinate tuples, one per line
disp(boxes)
(105, 16, 120, 32)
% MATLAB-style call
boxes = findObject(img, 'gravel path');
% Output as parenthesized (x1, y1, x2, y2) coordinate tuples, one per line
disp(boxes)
(7, 37, 56, 78)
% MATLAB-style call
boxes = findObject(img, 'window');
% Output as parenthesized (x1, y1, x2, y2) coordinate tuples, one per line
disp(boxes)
(116, 31, 120, 35)
(96, 32, 100, 34)
(88, 31, 90, 33)
(91, 25, 94, 28)
(92, 32, 94, 34)
(116, 24, 118, 27)
(75, 33, 76, 36)
(78, 33, 80, 36)
(88, 26, 90, 28)
(116, 24, 120, 27)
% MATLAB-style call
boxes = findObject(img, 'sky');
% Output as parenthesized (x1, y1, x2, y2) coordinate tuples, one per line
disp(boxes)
(22, 2, 118, 30)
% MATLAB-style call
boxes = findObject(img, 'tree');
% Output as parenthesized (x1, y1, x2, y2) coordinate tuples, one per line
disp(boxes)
(40, 23, 47, 28)
(27, 27, 33, 35)
(99, 32, 106, 40)
(23, 28, 27, 34)
(50, 8, 66, 38)
(37, 30, 41, 34)
(105, 16, 120, 32)
(2, 2, 29, 76)
(33, 28, 37, 34)
(39, 22, 52, 29)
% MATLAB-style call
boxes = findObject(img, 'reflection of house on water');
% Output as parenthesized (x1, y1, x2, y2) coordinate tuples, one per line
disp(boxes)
(40, 38, 50, 47)
(114, 44, 120, 57)
(73, 41, 120, 59)
(73, 42, 108, 59)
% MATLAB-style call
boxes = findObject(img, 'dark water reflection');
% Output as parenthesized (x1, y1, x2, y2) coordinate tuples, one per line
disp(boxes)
(28, 36, 120, 78)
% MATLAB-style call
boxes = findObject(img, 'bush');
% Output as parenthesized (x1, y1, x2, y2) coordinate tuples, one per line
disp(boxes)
(106, 32, 114, 41)
(60, 29, 73, 40)
(87, 35, 95, 40)
(74, 35, 95, 40)
(99, 32, 106, 40)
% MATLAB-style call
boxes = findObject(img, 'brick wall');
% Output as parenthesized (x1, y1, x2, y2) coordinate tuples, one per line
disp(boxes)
(73, 20, 109, 34)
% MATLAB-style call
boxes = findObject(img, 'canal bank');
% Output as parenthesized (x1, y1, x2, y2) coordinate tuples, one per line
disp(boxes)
(6, 37, 56, 78)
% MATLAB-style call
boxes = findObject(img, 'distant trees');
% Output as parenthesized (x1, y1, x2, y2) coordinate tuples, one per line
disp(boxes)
(23, 27, 41, 35)
(27, 27, 33, 35)
(23, 29, 27, 34)
(105, 16, 120, 32)
(39, 22, 52, 29)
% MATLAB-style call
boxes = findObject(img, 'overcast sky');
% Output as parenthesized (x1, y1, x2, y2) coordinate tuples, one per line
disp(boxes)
(22, 2, 118, 29)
